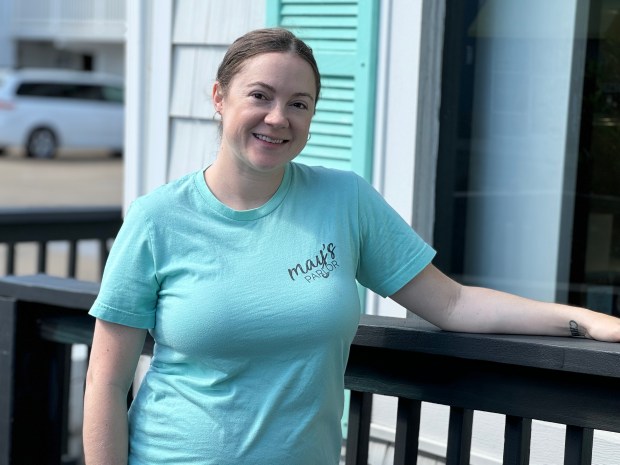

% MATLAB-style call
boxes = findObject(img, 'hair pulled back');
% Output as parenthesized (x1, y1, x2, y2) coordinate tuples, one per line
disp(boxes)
(216, 28, 321, 104)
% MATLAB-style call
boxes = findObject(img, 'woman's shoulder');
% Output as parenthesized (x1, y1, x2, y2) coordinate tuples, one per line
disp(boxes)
(128, 170, 201, 216)
(289, 162, 361, 188)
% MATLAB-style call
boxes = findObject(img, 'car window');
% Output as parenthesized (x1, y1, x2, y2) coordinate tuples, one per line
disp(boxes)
(70, 84, 104, 100)
(102, 85, 124, 103)
(16, 82, 109, 101)
(17, 82, 66, 98)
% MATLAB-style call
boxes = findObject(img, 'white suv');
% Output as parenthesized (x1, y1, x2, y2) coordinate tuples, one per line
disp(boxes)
(0, 68, 124, 158)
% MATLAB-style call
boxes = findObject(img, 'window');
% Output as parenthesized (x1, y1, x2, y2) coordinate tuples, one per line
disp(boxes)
(102, 85, 123, 103)
(434, 0, 619, 316)
(17, 83, 106, 101)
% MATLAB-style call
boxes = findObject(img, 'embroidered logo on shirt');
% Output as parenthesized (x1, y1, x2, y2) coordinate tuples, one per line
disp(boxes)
(288, 243, 339, 282)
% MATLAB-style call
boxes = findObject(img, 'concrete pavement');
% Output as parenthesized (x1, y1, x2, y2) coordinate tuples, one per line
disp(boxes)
(0, 149, 123, 207)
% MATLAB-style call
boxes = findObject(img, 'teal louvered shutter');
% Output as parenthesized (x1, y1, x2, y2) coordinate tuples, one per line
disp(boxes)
(266, 0, 379, 182)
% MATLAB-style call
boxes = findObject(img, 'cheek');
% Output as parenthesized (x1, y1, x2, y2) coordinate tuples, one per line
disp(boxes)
(295, 115, 313, 134)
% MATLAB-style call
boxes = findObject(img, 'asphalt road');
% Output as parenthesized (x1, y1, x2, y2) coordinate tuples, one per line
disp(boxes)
(0, 149, 123, 208)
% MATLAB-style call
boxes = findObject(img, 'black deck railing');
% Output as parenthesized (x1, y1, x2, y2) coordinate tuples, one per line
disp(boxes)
(1, 274, 620, 465)
(0, 207, 122, 279)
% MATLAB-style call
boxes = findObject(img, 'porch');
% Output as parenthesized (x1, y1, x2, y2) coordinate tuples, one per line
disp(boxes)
(1, 207, 620, 464)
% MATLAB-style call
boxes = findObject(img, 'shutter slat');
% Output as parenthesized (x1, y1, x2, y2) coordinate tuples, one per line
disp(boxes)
(282, 0, 357, 4)
(310, 122, 353, 137)
(294, 28, 357, 40)
(316, 99, 354, 112)
(313, 112, 354, 126)
(281, 17, 358, 28)
(307, 134, 352, 149)
(320, 88, 355, 101)
(302, 145, 350, 160)
(281, 5, 358, 16)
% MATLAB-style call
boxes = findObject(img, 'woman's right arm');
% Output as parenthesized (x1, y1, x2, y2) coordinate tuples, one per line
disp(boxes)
(83, 319, 147, 465)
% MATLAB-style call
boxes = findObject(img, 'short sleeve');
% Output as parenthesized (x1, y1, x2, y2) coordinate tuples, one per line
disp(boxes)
(355, 176, 436, 297)
(89, 201, 159, 328)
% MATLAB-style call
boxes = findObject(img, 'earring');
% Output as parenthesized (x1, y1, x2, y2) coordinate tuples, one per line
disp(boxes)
(307, 133, 311, 141)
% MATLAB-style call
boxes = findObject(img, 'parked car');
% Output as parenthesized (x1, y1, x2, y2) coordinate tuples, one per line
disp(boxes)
(0, 68, 124, 159)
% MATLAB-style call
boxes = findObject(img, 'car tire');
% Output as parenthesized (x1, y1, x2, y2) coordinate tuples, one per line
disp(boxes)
(0, 147, 6, 156)
(26, 128, 58, 159)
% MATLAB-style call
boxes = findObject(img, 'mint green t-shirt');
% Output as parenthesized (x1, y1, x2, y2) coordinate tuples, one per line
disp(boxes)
(90, 162, 435, 465)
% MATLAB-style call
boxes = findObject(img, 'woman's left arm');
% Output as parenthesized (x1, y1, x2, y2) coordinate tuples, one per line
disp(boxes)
(390, 264, 620, 342)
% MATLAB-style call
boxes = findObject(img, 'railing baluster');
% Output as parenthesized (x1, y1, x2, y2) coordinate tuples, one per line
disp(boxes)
(0, 296, 17, 465)
(345, 390, 372, 465)
(503, 415, 531, 465)
(564, 425, 593, 465)
(393, 397, 421, 465)
(6, 242, 15, 275)
(99, 238, 109, 278)
(446, 406, 473, 465)
(37, 240, 47, 273)
(68, 240, 78, 278)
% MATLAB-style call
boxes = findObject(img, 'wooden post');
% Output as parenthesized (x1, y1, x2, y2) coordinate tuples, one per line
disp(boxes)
(446, 406, 473, 465)
(393, 397, 422, 465)
(503, 415, 531, 465)
(8, 300, 72, 465)
(0, 297, 17, 465)
(345, 390, 373, 465)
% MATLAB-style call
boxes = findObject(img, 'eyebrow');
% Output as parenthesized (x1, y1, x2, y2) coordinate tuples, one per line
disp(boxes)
(250, 81, 315, 102)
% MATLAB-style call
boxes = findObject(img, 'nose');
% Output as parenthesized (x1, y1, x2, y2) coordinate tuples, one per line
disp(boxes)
(264, 104, 289, 128)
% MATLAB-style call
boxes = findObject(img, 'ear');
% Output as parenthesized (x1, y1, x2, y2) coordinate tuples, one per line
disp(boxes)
(212, 82, 224, 113)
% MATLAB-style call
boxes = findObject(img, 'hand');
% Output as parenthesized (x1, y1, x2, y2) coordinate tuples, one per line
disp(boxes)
(579, 311, 620, 342)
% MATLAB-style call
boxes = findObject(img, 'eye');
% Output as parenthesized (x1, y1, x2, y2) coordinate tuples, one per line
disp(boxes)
(251, 92, 267, 100)
(292, 101, 309, 110)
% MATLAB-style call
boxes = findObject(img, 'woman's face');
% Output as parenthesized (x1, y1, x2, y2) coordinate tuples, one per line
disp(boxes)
(213, 52, 317, 176)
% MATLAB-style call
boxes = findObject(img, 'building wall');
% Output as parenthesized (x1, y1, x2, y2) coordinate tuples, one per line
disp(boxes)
(2, 0, 125, 74)
(0, 0, 15, 68)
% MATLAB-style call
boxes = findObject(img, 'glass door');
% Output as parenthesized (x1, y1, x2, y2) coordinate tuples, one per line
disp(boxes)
(570, 0, 620, 316)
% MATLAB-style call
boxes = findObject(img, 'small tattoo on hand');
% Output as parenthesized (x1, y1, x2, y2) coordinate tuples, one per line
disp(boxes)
(569, 320, 585, 337)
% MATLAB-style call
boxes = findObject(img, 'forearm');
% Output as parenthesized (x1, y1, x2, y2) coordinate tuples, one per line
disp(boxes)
(392, 264, 620, 342)
(83, 382, 130, 465)
(444, 285, 585, 335)
(446, 285, 620, 341)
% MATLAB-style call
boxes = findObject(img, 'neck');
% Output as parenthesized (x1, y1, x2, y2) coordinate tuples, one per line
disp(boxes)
(204, 158, 286, 211)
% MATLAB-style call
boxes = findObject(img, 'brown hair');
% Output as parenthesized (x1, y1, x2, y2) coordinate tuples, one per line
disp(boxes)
(215, 27, 321, 104)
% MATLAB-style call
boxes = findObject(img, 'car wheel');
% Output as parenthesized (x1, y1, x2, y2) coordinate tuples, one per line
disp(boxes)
(0, 147, 6, 156)
(26, 128, 57, 159)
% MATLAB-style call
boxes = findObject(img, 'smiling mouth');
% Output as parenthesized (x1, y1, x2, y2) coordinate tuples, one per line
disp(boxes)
(254, 133, 288, 144)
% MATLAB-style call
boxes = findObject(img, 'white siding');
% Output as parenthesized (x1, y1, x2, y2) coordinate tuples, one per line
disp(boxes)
(125, 0, 265, 206)
(167, 0, 265, 178)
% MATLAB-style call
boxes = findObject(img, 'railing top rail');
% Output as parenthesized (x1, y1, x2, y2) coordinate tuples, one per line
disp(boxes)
(356, 314, 620, 379)
(1, 274, 619, 379)
(0, 206, 122, 224)
(0, 274, 98, 310)
(0, 206, 122, 242)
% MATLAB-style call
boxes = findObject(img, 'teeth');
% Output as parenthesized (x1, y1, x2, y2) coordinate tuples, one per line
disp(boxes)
(255, 134, 284, 144)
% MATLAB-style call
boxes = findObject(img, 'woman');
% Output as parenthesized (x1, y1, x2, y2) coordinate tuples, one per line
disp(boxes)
(83, 28, 620, 464)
